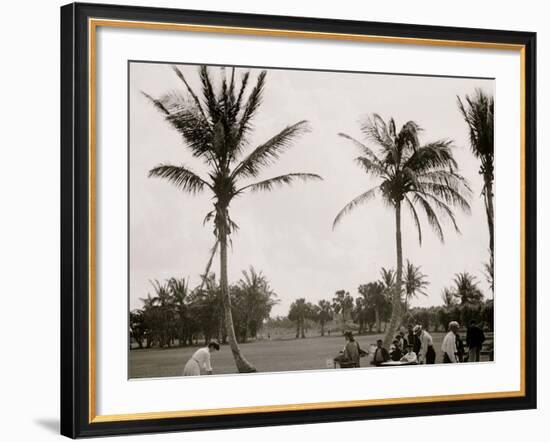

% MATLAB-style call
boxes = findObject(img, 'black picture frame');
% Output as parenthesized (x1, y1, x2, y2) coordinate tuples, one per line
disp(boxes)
(61, 2, 537, 438)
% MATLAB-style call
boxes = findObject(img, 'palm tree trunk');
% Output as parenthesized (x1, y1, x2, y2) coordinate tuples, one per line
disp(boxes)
(219, 225, 256, 373)
(375, 307, 381, 333)
(384, 201, 404, 347)
(484, 179, 494, 258)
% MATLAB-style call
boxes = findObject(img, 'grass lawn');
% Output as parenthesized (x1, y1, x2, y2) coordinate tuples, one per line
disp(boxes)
(129, 332, 493, 378)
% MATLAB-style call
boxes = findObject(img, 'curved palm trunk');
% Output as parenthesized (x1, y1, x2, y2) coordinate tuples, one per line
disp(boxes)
(219, 226, 256, 373)
(384, 202, 404, 347)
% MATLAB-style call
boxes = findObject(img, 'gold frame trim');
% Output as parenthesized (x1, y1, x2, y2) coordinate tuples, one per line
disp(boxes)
(88, 18, 527, 424)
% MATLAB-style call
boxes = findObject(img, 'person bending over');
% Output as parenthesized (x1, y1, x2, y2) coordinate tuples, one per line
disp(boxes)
(183, 340, 220, 376)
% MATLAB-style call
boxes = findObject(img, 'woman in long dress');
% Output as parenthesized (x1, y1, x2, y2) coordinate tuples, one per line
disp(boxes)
(183, 340, 220, 376)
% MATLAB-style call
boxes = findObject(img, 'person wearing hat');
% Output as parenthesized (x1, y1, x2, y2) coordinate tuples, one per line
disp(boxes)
(414, 325, 435, 364)
(183, 340, 220, 376)
(340, 330, 362, 368)
(441, 321, 460, 363)
(407, 323, 420, 355)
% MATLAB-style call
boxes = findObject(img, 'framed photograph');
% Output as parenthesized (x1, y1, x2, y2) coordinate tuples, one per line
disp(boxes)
(60, 2, 537, 438)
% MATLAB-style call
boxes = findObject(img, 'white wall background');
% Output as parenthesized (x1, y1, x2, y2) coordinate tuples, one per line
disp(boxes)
(0, 0, 545, 440)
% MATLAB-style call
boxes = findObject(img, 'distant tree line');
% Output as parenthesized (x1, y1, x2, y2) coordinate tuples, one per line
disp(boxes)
(130, 267, 278, 349)
(284, 266, 493, 338)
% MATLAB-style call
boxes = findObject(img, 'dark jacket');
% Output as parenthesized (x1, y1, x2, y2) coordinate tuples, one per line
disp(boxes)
(390, 348, 403, 361)
(466, 325, 486, 348)
(408, 332, 421, 354)
(456, 335, 465, 362)
(372, 347, 390, 365)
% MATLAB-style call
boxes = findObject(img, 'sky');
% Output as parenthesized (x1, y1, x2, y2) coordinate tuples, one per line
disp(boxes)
(129, 62, 494, 317)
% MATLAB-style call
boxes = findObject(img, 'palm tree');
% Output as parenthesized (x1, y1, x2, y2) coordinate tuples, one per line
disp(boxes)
(457, 89, 494, 258)
(404, 260, 429, 312)
(452, 272, 484, 305)
(334, 114, 472, 346)
(378, 267, 396, 331)
(379, 268, 395, 292)
(332, 290, 354, 328)
(316, 299, 334, 336)
(233, 267, 278, 342)
(288, 298, 313, 338)
(144, 65, 322, 372)
(166, 277, 191, 346)
(358, 281, 386, 333)
(142, 280, 177, 348)
(352, 297, 368, 334)
(441, 287, 457, 308)
(129, 309, 147, 349)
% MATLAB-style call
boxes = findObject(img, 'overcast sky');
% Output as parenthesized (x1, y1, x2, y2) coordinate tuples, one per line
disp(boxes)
(129, 62, 494, 316)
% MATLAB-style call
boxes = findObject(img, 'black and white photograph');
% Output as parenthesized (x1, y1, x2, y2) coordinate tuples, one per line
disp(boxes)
(0, 0, 543, 440)
(129, 62, 495, 378)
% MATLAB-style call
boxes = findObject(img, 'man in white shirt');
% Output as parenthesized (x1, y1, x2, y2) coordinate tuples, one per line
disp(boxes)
(413, 325, 434, 364)
(183, 340, 220, 376)
(441, 321, 460, 363)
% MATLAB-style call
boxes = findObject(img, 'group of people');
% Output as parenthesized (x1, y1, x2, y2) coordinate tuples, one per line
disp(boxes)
(180, 319, 487, 376)
(336, 319, 486, 368)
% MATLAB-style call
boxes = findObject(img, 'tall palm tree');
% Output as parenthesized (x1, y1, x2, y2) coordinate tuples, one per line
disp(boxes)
(334, 114, 471, 346)
(404, 260, 429, 312)
(457, 89, 494, 258)
(144, 65, 322, 372)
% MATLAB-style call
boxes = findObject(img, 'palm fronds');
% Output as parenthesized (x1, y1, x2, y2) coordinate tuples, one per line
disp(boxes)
(148, 164, 210, 194)
(334, 114, 471, 241)
(238, 173, 322, 193)
(457, 89, 494, 165)
(232, 121, 312, 179)
(332, 186, 380, 229)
